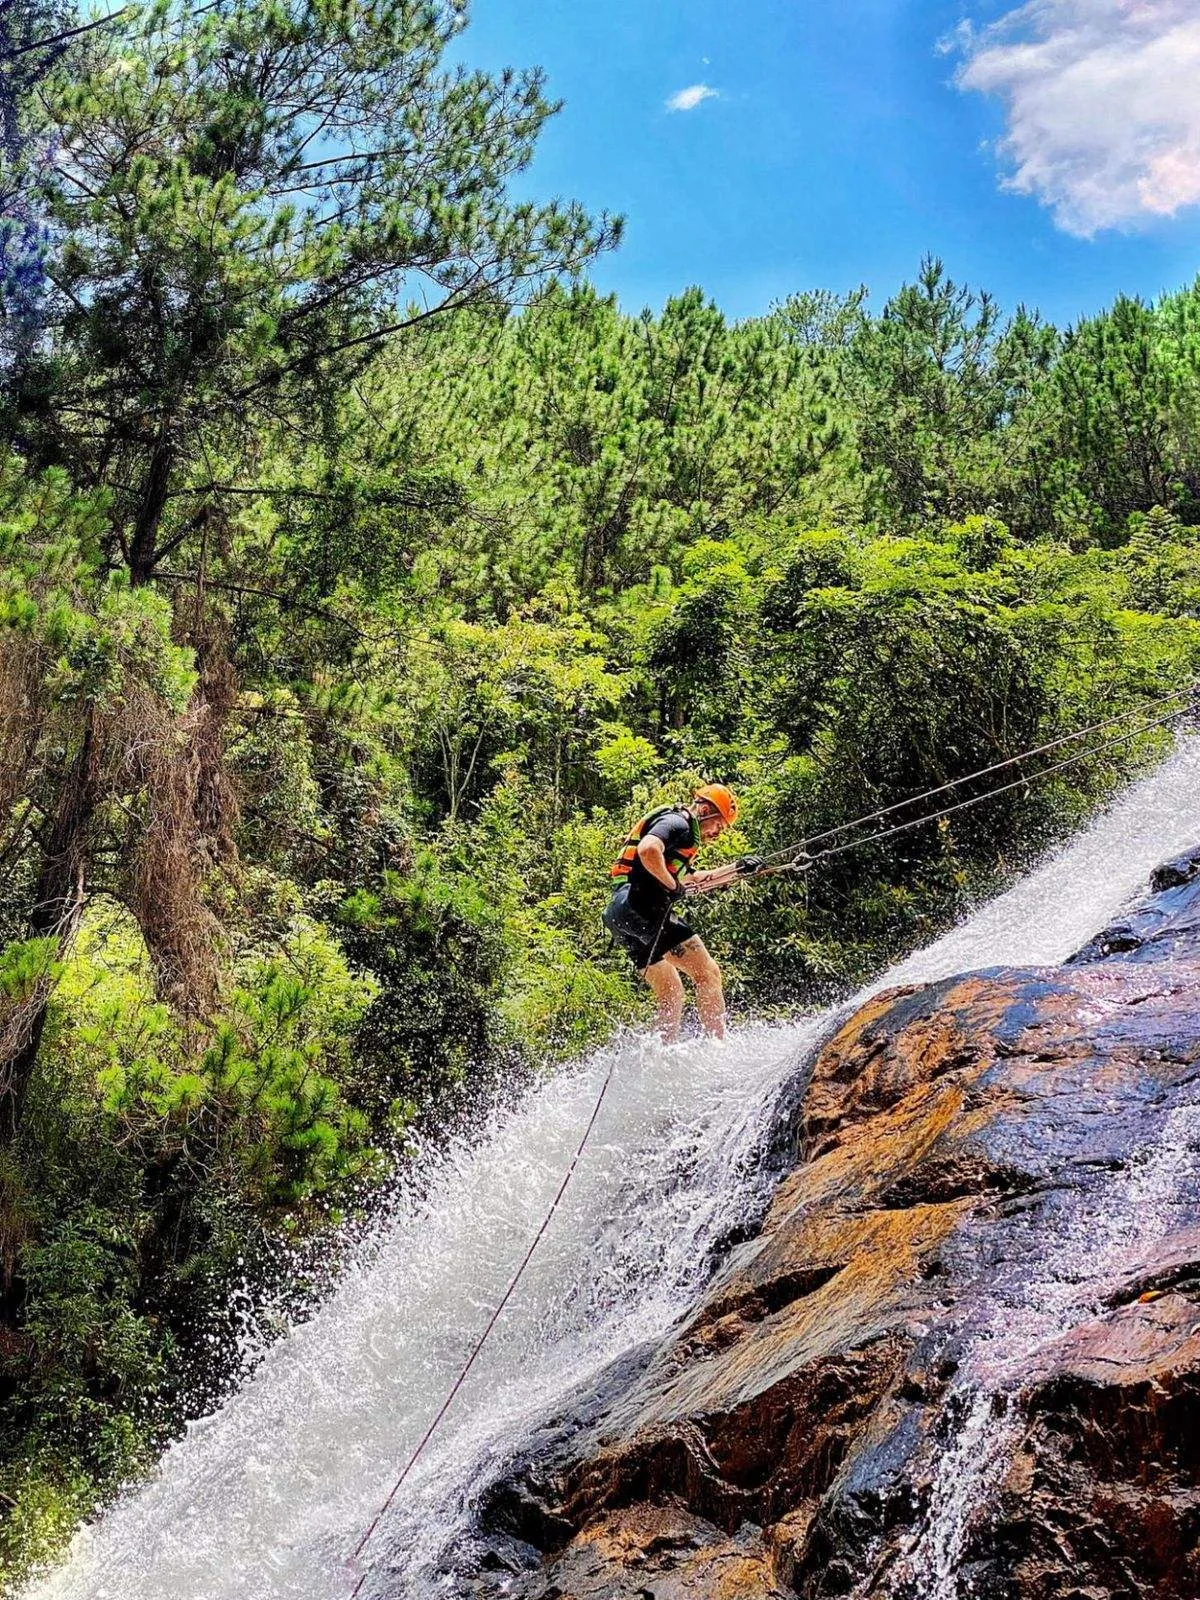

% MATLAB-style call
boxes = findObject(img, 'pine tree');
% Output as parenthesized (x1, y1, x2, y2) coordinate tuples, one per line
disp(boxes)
(1044, 296, 1172, 536)
(847, 256, 1052, 530)
(0, 0, 617, 1128)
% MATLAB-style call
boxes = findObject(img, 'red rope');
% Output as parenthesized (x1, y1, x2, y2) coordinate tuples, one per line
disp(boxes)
(346, 1055, 619, 1597)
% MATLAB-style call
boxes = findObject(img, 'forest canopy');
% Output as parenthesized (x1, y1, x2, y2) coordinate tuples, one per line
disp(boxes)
(1, 0, 1200, 1579)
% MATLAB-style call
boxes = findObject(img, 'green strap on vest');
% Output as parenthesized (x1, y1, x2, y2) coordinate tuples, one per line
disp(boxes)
(610, 805, 700, 881)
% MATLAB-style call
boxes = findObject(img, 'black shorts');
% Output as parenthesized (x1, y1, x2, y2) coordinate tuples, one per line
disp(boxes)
(603, 883, 695, 972)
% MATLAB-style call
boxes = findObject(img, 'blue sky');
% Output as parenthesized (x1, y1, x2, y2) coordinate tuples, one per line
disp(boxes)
(456, 0, 1200, 328)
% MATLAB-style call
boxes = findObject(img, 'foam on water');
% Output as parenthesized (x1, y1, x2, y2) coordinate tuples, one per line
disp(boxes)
(30, 737, 1200, 1600)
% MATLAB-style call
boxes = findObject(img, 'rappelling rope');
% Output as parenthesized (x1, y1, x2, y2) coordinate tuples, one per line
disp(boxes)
(747, 694, 1196, 881)
(346, 1052, 619, 1598)
(754, 683, 1196, 871)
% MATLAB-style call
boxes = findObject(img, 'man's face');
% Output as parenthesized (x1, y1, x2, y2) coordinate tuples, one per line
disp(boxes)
(698, 810, 726, 843)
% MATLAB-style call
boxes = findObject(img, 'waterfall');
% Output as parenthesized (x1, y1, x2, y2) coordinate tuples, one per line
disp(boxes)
(29, 737, 1200, 1600)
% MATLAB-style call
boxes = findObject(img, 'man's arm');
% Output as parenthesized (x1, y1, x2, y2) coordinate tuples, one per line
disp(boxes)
(636, 833, 682, 893)
(683, 863, 740, 896)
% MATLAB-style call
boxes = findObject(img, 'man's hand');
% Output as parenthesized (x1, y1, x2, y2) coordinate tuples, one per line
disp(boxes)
(736, 854, 765, 878)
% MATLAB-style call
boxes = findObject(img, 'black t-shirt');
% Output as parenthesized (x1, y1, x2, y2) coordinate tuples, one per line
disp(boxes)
(626, 809, 697, 918)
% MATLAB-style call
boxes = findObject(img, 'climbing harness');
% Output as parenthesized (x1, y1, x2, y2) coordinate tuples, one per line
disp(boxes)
(345, 682, 1195, 1590)
(346, 1052, 619, 1598)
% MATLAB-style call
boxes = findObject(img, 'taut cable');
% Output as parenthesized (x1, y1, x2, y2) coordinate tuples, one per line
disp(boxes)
(756, 684, 1195, 868)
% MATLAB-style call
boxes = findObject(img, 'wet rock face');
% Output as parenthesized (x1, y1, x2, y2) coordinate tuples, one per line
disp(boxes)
(448, 850, 1200, 1600)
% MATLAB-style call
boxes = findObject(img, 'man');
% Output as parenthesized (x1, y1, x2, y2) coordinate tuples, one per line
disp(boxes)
(603, 784, 762, 1042)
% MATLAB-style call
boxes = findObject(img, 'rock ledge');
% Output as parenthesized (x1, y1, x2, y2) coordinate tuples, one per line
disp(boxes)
(448, 849, 1200, 1599)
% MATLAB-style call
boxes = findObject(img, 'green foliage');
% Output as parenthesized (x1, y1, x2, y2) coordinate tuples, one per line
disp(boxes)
(324, 851, 507, 1117)
(0, 939, 60, 1003)
(4, 0, 1200, 1584)
(62, 908, 377, 1211)
(846, 257, 1057, 530)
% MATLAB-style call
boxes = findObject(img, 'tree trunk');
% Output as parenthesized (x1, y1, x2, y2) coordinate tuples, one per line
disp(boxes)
(128, 432, 176, 586)
(3, 715, 103, 1134)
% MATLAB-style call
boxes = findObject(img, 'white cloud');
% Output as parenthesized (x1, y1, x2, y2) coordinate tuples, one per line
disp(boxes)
(666, 83, 718, 113)
(955, 0, 1200, 235)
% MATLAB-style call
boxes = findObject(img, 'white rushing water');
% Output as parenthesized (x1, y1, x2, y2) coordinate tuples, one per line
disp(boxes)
(30, 737, 1200, 1600)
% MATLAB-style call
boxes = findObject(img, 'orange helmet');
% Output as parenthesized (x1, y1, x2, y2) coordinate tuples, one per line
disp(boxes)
(694, 783, 739, 825)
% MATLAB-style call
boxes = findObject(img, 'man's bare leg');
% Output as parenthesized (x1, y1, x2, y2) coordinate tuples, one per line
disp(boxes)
(667, 937, 726, 1039)
(643, 959, 685, 1041)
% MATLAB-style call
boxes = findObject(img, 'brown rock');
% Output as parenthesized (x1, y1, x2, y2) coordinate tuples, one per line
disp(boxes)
(449, 850, 1200, 1599)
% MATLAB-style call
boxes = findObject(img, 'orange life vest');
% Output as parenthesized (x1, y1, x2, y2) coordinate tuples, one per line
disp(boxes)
(610, 805, 700, 882)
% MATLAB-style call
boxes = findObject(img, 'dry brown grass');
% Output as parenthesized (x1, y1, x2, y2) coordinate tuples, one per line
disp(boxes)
(117, 635, 240, 1018)
(0, 980, 53, 1113)
(1, 529, 243, 1050)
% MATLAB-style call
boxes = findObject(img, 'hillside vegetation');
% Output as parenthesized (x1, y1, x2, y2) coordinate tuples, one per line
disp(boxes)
(1, 0, 1199, 1578)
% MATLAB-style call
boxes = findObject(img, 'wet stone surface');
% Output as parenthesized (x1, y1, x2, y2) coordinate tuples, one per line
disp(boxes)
(438, 847, 1200, 1600)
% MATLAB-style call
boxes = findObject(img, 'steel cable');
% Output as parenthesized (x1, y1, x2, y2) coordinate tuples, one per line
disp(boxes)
(757, 683, 1195, 868)
(757, 701, 1193, 878)
(755, 681, 1196, 870)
